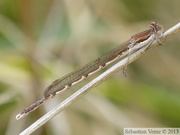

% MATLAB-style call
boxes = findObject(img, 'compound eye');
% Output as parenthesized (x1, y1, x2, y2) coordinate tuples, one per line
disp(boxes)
(150, 22, 156, 25)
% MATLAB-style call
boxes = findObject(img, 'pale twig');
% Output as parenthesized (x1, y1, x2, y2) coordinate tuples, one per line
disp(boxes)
(19, 22, 180, 135)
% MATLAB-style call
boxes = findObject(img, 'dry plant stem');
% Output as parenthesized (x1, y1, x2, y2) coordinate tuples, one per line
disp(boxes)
(19, 22, 180, 135)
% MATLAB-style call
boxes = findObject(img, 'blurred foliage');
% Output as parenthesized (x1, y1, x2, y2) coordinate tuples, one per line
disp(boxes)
(0, 0, 180, 135)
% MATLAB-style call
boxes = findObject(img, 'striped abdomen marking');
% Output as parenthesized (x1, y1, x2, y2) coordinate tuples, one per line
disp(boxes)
(43, 41, 130, 97)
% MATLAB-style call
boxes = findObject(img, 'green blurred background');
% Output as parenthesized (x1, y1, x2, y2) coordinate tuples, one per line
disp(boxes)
(0, 0, 180, 135)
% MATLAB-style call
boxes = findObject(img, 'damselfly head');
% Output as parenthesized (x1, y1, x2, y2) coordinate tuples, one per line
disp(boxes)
(150, 22, 164, 37)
